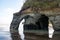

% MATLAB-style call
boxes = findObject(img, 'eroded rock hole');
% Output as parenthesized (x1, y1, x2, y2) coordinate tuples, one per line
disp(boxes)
(24, 14, 49, 30)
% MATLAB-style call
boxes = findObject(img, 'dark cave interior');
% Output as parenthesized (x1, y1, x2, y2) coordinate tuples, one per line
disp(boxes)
(24, 14, 49, 30)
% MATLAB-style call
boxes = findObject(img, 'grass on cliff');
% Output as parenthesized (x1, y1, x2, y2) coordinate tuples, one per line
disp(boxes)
(23, 0, 60, 9)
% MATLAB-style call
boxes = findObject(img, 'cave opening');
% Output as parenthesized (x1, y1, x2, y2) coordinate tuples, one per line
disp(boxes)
(24, 14, 49, 31)
(36, 14, 49, 30)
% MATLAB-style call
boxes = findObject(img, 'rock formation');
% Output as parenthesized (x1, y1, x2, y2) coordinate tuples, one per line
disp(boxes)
(10, 0, 60, 33)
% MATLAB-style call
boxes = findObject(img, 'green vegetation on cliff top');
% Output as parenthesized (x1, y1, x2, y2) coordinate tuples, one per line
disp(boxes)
(22, 0, 60, 9)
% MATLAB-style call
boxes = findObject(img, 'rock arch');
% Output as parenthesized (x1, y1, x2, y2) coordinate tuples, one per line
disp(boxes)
(10, 13, 50, 32)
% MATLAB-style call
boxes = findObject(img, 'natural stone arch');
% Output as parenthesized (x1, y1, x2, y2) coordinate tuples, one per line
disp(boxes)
(10, 13, 50, 32)
(10, 13, 31, 32)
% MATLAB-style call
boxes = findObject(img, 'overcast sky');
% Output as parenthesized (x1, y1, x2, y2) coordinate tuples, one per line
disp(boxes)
(0, 0, 25, 24)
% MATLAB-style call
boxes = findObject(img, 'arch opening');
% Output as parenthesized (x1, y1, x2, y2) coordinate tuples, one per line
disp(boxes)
(10, 14, 49, 32)
(24, 14, 49, 30)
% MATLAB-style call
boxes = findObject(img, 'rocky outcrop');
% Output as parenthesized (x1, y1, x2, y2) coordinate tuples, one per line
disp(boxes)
(10, 12, 60, 33)
(49, 15, 60, 31)
(10, 13, 49, 32)
(10, 0, 60, 33)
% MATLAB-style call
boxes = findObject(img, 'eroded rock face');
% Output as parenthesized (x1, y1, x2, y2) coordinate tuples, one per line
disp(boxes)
(10, 13, 49, 32)
(10, 0, 60, 32)
(10, 12, 60, 33)
(49, 15, 60, 31)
